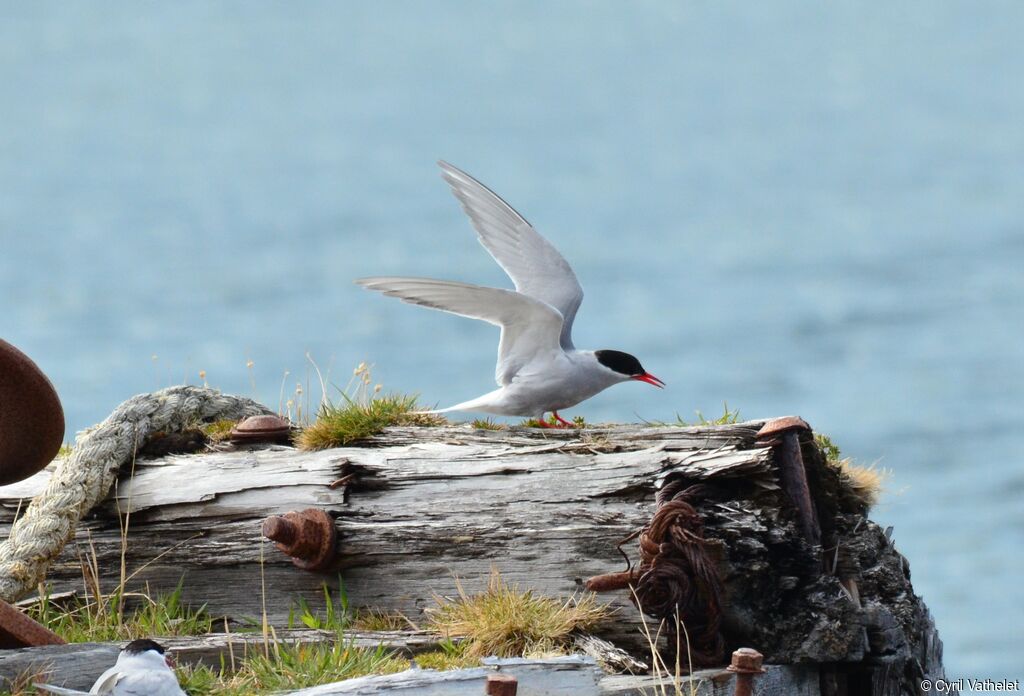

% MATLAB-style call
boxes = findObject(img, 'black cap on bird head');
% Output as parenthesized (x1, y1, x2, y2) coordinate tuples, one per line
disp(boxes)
(123, 638, 166, 655)
(595, 349, 665, 388)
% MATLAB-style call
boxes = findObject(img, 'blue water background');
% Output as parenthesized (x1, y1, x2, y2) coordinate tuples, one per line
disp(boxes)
(1, 3, 1021, 686)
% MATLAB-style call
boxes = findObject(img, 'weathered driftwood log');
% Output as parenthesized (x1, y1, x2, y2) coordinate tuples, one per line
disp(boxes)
(0, 424, 772, 635)
(0, 420, 946, 695)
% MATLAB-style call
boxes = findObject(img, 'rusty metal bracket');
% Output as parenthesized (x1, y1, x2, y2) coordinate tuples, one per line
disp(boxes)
(0, 599, 66, 648)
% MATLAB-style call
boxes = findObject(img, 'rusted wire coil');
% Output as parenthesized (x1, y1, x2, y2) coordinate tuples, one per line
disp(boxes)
(587, 481, 724, 669)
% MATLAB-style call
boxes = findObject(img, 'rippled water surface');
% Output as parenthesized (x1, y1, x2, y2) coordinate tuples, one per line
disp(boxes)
(1, 3, 1021, 686)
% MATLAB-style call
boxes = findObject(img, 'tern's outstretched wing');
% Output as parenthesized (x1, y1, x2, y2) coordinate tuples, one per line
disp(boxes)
(438, 161, 583, 350)
(34, 686, 91, 696)
(356, 277, 564, 386)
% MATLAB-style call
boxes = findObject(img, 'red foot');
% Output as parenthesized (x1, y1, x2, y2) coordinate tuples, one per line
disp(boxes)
(552, 411, 574, 427)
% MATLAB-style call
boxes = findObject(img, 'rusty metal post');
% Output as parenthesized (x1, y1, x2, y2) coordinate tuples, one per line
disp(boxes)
(485, 673, 518, 696)
(0, 599, 66, 648)
(756, 417, 820, 547)
(726, 647, 765, 696)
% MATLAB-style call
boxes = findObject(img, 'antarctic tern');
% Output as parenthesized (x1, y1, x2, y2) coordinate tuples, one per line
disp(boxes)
(36, 639, 185, 696)
(357, 162, 664, 427)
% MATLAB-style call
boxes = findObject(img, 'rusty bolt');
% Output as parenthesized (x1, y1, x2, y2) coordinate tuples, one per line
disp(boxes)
(486, 673, 518, 696)
(231, 414, 292, 444)
(754, 415, 810, 441)
(262, 508, 337, 570)
(584, 570, 635, 592)
(756, 416, 820, 547)
(0, 339, 65, 485)
(726, 647, 765, 696)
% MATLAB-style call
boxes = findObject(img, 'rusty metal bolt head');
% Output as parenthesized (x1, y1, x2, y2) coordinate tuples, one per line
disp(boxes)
(486, 673, 518, 696)
(231, 414, 292, 444)
(726, 647, 765, 674)
(262, 508, 337, 570)
(0, 339, 65, 485)
(755, 416, 811, 441)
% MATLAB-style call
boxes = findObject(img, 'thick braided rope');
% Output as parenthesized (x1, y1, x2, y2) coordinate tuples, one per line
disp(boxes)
(0, 385, 272, 602)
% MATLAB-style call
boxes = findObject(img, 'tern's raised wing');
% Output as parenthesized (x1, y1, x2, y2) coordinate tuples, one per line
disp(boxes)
(356, 277, 564, 386)
(438, 161, 583, 350)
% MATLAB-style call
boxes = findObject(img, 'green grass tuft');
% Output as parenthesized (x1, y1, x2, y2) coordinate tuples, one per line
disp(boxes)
(26, 580, 211, 643)
(413, 638, 480, 670)
(201, 418, 239, 443)
(288, 581, 351, 631)
(178, 641, 407, 695)
(519, 414, 586, 429)
(296, 393, 445, 450)
(470, 418, 506, 431)
(670, 402, 740, 427)
(427, 570, 610, 658)
(815, 433, 842, 463)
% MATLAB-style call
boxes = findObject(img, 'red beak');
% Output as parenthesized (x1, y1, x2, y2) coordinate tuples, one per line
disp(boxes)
(632, 372, 665, 389)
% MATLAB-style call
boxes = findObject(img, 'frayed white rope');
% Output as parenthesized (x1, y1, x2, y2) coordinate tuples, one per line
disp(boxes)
(0, 385, 272, 602)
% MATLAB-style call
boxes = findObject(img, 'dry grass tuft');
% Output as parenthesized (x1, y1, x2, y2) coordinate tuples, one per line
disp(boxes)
(816, 433, 889, 509)
(427, 570, 610, 658)
(351, 608, 416, 632)
(836, 459, 889, 508)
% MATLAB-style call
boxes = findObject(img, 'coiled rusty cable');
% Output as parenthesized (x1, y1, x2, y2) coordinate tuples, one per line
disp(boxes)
(587, 481, 724, 669)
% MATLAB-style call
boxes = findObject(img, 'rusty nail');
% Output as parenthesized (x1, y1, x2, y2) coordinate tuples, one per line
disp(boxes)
(0, 599, 67, 649)
(328, 473, 357, 489)
(231, 414, 292, 444)
(262, 508, 337, 570)
(486, 673, 518, 696)
(726, 647, 765, 696)
(756, 417, 820, 547)
(0, 339, 65, 486)
(584, 570, 635, 592)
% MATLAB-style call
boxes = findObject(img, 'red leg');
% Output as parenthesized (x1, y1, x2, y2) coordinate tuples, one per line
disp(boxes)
(552, 411, 574, 427)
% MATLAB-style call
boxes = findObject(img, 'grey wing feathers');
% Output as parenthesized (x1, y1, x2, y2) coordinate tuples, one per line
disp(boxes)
(437, 161, 583, 349)
(34, 686, 92, 696)
(355, 277, 564, 386)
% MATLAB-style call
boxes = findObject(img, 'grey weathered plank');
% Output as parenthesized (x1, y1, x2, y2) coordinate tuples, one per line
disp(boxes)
(282, 655, 603, 695)
(600, 664, 821, 696)
(0, 629, 445, 692)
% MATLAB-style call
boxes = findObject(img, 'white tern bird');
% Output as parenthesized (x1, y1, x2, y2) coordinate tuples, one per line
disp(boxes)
(357, 161, 664, 427)
(36, 639, 185, 696)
